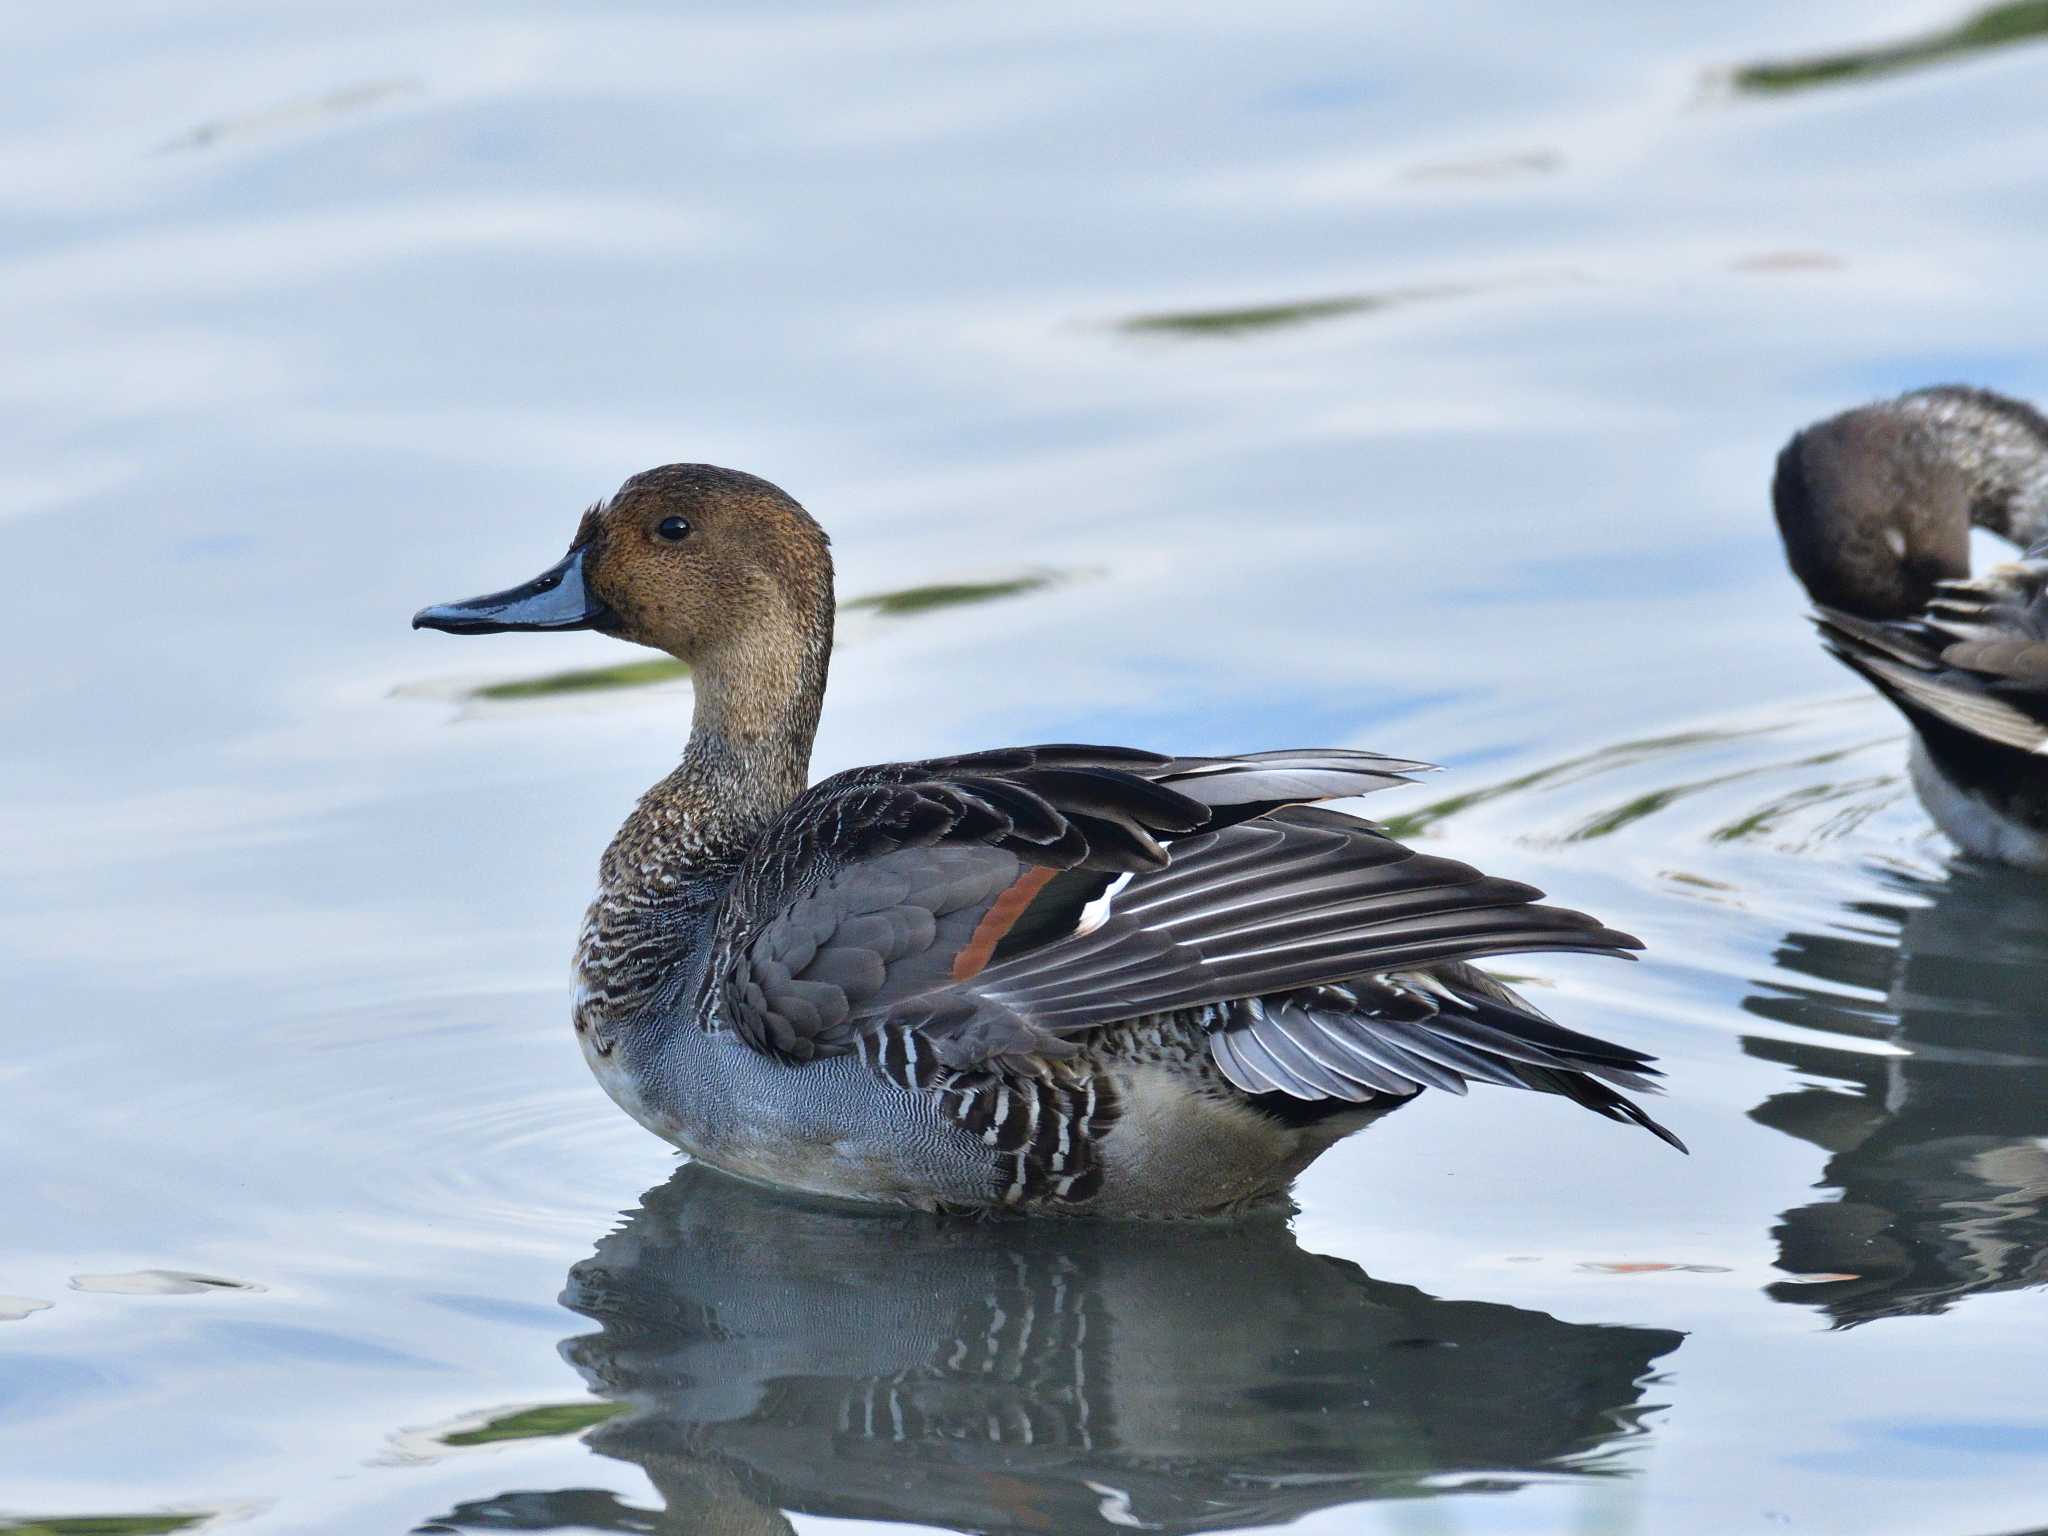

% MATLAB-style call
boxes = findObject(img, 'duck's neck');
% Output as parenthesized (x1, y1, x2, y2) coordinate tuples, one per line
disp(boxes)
(668, 630, 831, 864)
(575, 608, 831, 1039)
(618, 614, 833, 894)
(1900, 386, 2048, 550)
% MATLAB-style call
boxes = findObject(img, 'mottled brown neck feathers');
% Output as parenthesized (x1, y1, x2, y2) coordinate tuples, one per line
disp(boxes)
(613, 538, 836, 897)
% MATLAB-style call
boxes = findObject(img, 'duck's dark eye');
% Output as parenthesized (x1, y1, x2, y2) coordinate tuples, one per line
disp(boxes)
(656, 515, 691, 543)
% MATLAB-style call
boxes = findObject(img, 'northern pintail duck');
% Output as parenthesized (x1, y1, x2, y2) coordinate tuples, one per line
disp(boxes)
(415, 466, 1682, 1215)
(1774, 386, 2048, 869)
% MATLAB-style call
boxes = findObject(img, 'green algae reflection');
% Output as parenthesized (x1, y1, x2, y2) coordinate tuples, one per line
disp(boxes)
(156, 78, 420, 153)
(0, 1517, 212, 1536)
(1122, 287, 1464, 338)
(473, 656, 690, 701)
(843, 572, 1055, 616)
(1378, 712, 1898, 851)
(1376, 728, 1769, 842)
(1732, 1, 2048, 94)
(471, 570, 1062, 701)
(439, 1400, 626, 1447)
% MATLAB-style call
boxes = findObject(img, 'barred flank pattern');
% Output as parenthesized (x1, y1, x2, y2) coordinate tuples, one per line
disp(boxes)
(573, 897, 671, 1048)
(857, 1028, 1123, 1207)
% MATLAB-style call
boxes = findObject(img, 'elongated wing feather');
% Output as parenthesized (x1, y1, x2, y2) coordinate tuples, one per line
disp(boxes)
(969, 806, 1640, 1032)
(1205, 967, 1684, 1151)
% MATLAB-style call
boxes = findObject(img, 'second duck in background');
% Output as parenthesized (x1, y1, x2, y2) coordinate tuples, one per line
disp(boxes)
(1773, 385, 2048, 870)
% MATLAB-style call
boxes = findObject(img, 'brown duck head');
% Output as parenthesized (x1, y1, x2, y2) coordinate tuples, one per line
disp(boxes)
(414, 464, 833, 663)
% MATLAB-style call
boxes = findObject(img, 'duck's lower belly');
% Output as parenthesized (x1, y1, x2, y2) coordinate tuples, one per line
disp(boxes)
(1909, 738, 2048, 871)
(581, 1024, 1392, 1216)
(582, 1026, 1002, 1209)
(1082, 1063, 1386, 1217)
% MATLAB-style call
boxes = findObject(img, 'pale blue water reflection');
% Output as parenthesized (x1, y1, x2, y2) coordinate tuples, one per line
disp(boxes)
(5, 3, 2048, 1533)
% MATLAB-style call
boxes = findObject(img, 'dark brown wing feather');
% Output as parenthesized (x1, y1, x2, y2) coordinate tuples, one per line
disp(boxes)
(1813, 542, 2048, 753)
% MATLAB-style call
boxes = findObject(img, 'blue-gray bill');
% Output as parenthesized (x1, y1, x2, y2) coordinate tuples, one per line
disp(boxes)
(412, 546, 608, 634)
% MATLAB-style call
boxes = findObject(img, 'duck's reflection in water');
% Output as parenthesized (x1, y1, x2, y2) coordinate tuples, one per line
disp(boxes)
(421, 1165, 1680, 1535)
(1747, 862, 2048, 1326)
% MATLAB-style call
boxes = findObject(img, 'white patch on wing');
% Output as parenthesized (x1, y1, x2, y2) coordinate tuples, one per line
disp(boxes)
(1075, 871, 1135, 937)
(1084, 1481, 1156, 1529)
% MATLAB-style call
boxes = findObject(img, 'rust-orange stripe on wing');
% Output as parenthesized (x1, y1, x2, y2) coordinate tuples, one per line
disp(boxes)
(951, 865, 1060, 982)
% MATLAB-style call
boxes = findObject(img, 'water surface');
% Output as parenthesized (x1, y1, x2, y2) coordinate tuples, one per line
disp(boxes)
(5, 3, 2048, 1533)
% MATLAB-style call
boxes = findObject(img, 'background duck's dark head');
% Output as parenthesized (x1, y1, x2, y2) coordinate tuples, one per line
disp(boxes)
(1772, 404, 1971, 621)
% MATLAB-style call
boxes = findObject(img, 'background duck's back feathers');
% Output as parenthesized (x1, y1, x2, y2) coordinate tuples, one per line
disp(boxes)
(1813, 545, 2048, 755)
